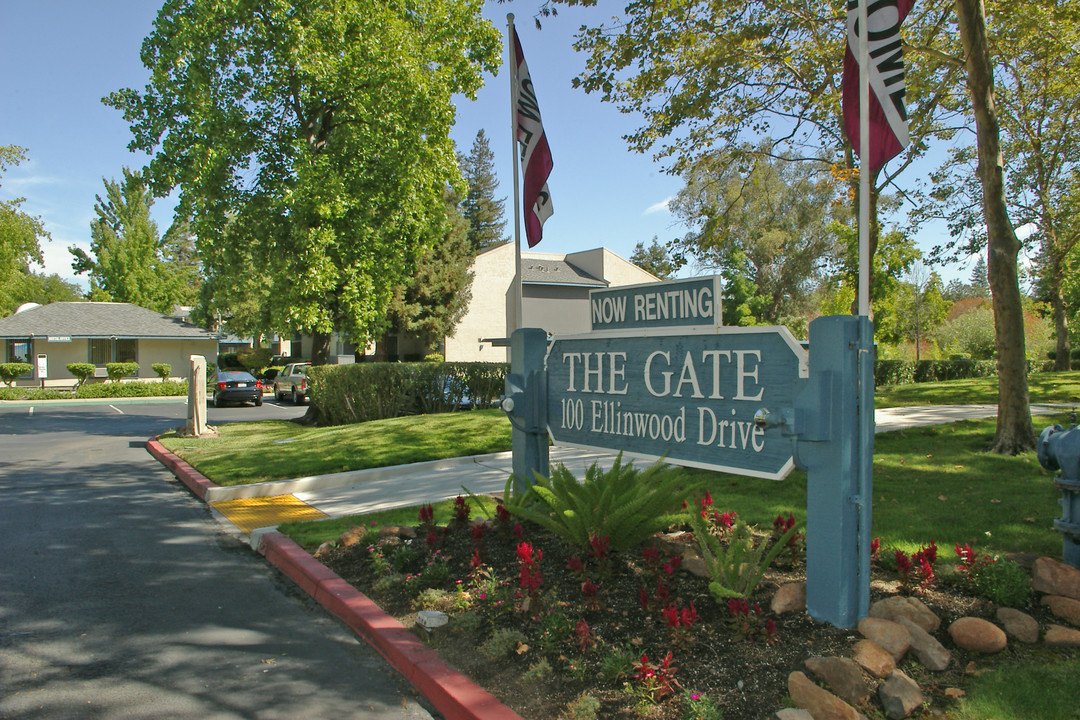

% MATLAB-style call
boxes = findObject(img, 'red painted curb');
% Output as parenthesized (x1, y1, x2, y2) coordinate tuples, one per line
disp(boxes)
(146, 438, 215, 500)
(259, 532, 523, 720)
(146, 436, 523, 720)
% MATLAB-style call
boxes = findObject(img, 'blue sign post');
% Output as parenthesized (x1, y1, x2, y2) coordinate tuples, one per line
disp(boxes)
(503, 312, 874, 628)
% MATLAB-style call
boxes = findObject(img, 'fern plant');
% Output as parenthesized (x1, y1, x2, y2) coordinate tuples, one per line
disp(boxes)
(687, 508, 801, 601)
(502, 454, 697, 552)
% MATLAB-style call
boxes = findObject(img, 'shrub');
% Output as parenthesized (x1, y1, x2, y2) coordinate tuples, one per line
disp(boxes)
(237, 347, 273, 372)
(560, 693, 602, 720)
(67, 362, 97, 387)
(687, 510, 800, 601)
(504, 455, 697, 552)
(479, 628, 528, 660)
(306, 361, 509, 425)
(105, 362, 139, 382)
(968, 558, 1031, 607)
(75, 380, 187, 398)
(151, 363, 171, 382)
(0, 362, 33, 386)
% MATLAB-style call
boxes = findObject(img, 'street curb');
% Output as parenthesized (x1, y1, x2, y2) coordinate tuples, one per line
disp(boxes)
(257, 532, 523, 720)
(146, 438, 215, 501)
(145, 436, 523, 720)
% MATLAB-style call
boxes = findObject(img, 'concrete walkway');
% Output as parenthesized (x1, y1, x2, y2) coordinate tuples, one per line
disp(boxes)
(155, 402, 1078, 546)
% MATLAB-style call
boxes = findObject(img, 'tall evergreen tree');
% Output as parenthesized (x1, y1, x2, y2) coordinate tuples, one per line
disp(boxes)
(459, 129, 507, 253)
(70, 169, 183, 314)
(385, 189, 474, 353)
(630, 238, 681, 280)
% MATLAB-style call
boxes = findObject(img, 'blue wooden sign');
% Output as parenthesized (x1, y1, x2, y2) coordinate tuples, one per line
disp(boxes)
(590, 276, 722, 331)
(545, 326, 808, 480)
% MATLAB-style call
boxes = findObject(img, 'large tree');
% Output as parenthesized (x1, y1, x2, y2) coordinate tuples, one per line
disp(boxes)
(71, 169, 188, 314)
(0, 146, 49, 316)
(629, 237, 681, 280)
(956, 0, 1035, 453)
(670, 146, 842, 323)
(383, 190, 474, 356)
(459, 129, 508, 254)
(107, 0, 500, 365)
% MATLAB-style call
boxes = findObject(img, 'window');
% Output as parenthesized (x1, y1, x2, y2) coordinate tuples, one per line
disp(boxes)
(90, 339, 110, 365)
(89, 339, 139, 368)
(5, 341, 33, 379)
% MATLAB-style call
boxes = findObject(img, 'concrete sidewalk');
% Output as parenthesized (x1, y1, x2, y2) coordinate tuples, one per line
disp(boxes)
(194, 403, 1074, 544)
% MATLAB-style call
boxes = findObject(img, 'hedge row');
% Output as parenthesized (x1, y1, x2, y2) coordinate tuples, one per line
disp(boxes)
(307, 362, 508, 426)
(0, 380, 190, 401)
(875, 358, 1056, 386)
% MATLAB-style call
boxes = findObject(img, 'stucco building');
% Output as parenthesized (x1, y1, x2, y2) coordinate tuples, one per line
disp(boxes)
(0, 302, 219, 387)
(441, 244, 659, 363)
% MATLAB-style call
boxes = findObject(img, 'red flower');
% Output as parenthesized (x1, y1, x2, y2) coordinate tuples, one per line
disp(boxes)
(453, 495, 471, 523)
(575, 619, 592, 652)
(638, 585, 650, 610)
(516, 542, 540, 565)
(566, 556, 584, 574)
(641, 545, 660, 565)
(512, 523, 524, 541)
(680, 602, 699, 628)
(663, 603, 681, 628)
(470, 548, 483, 570)
(418, 503, 434, 525)
(495, 503, 511, 522)
(588, 534, 610, 561)
(470, 524, 485, 541)
(895, 549, 913, 575)
(425, 530, 439, 548)
(718, 511, 737, 529)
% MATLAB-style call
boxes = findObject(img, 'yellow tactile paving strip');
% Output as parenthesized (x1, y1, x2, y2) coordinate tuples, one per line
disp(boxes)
(210, 495, 328, 534)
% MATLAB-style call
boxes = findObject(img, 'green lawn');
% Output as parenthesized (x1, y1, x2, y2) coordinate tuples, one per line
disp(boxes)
(876, 370, 1080, 408)
(157, 408, 512, 485)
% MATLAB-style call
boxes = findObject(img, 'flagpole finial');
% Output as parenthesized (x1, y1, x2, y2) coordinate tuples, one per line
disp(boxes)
(507, 13, 514, 23)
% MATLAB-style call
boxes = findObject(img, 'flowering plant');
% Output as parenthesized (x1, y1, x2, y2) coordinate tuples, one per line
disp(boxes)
(662, 600, 700, 647)
(632, 652, 680, 704)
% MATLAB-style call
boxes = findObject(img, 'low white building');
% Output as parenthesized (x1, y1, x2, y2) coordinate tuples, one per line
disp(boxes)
(0, 302, 219, 387)
(442, 244, 659, 363)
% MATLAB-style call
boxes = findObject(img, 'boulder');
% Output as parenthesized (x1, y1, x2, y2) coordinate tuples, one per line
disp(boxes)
(1041, 595, 1080, 627)
(772, 582, 807, 614)
(852, 639, 895, 678)
(772, 709, 814, 720)
(1045, 623, 1080, 647)
(338, 525, 368, 547)
(896, 617, 951, 671)
(869, 596, 941, 633)
(787, 671, 866, 720)
(857, 617, 911, 662)
(378, 524, 417, 539)
(995, 607, 1039, 644)
(878, 670, 923, 720)
(947, 617, 1007, 653)
(1032, 557, 1080, 600)
(804, 656, 870, 707)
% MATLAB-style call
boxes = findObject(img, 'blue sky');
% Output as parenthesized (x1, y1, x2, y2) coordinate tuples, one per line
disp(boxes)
(1, 1, 977, 292)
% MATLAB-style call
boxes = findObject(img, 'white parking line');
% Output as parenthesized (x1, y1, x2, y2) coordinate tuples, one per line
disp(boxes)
(109, 405, 124, 414)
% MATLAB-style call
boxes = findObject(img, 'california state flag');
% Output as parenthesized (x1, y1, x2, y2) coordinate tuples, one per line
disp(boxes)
(512, 27, 554, 248)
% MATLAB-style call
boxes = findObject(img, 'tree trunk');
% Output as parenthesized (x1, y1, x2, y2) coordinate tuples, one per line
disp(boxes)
(311, 331, 332, 366)
(956, 0, 1036, 454)
(1046, 231, 1072, 371)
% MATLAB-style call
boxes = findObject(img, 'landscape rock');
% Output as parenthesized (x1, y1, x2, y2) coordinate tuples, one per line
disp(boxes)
(1044, 623, 1080, 647)
(314, 541, 334, 557)
(804, 656, 870, 706)
(338, 525, 367, 547)
(378, 524, 417, 539)
(1032, 556, 1080, 600)
(878, 670, 923, 720)
(948, 617, 1007, 653)
(680, 553, 708, 578)
(772, 583, 807, 614)
(857, 617, 911, 662)
(896, 617, 951, 671)
(1041, 595, 1080, 626)
(787, 671, 866, 720)
(852, 639, 895, 678)
(772, 709, 814, 720)
(996, 607, 1040, 644)
(869, 596, 941, 633)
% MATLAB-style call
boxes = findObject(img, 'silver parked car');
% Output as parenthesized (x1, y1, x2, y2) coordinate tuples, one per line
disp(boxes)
(273, 362, 311, 404)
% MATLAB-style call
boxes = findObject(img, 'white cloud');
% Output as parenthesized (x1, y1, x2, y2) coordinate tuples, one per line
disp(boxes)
(644, 197, 672, 215)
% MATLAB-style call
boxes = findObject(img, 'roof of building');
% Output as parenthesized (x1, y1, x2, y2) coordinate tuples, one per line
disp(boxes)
(520, 257, 607, 288)
(0, 302, 218, 340)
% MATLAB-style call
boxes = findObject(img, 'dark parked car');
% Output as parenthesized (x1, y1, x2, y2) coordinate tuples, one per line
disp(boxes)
(212, 371, 264, 407)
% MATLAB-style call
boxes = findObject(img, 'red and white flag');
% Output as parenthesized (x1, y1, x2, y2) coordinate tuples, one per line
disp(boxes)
(842, 0, 914, 176)
(512, 27, 553, 248)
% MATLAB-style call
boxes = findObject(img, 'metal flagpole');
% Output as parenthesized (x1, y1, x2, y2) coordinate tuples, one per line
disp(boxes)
(857, 0, 871, 318)
(507, 13, 524, 333)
